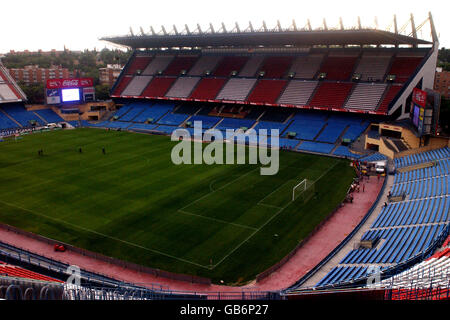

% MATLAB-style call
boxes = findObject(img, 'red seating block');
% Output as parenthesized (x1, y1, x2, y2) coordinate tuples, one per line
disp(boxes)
(163, 56, 198, 76)
(319, 56, 358, 81)
(309, 82, 354, 109)
(246, 80, 287, 104)
(377, 85, 402, 113)
(189, 78, 226, 100)
(141, 77, 177, 97)
(258, 56, 294, 78)
(387, 57, 423, 83)
(112, 76, 133, 96)
(213, 56, 249, 77)
(125, 56, 152, 75)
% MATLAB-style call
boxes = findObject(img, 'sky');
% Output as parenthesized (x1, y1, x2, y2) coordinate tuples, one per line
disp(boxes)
(0, 0, 447, 54)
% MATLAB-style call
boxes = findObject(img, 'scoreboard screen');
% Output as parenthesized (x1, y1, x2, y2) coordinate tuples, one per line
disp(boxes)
(46, 78, 95, 105)
(61, 88, 81, 102)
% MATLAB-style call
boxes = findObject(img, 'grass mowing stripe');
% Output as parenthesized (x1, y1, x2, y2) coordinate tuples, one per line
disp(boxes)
(0, 198, 211, 269)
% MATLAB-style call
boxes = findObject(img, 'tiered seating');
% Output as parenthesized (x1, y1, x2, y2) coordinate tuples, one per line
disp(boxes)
(125, 56, 152, 75)
(259, 108, 292, 122)
(309, 82, 354, 109)
(0, 112, 20, 129)
(117, 103, 146, 122)
(141, 77, 177, 97)
(121, 76, 153, 96)
(187, 115, 220, 129)
(283, 112, 326, 140)
(0, 263, 63, 283)
(215, 118, 255, 131)
(316, 122, 348, 143)
(315, 155, 449, 288)
(332, 146, 362, 159)
(394, 160, 449, 184)
(112, 76, 133, 96)
(238, 56, 265, 77)
(173, 104, 201, 115)
(0, 84, 19, 101)
(277, 80, 318, 106)
(387, 56, 424, 83)
(33, 108, 64, 123)
(318, 56, 358, 81)
(394, 147, 450, 168)
(216, 78, 257, 101)
(353, 53, 392, 82)
(132, 103, 173, 123)
(372, 197, 449, 228)
(341, 120, 369, 142)
(382, 245, 450, 296)
(344, 83, 387, 111)
(157, 113, 189, 126)
(246, 80, 287, 104)
(188, 56, 221, 76)
(390, 176, 449, 200)
(279, 138, 301, 149)
(258, 56, 294, 78)
(189, 78, 227, 100)
(297, 141, 335, 154)
(377, 84, 402, 113)
(253, 121, 289, 135)
(2, 105, 43, 126)
(142, 55, 174, 75)
(288, 54, 324, 79)
(213, 56, 249, 77)
(359, 152, 387, 162)
(163, 56, 198, 76)
(165, 77, 200, 98)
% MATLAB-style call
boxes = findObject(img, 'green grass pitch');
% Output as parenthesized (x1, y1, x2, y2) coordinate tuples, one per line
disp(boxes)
(0, 128, 355, 285)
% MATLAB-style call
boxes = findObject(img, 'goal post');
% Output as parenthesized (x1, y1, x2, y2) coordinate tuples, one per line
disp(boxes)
(292, 179, 315, 202)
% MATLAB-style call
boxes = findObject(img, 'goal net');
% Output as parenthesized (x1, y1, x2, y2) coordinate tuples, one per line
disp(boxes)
(292, 179, 315, 202)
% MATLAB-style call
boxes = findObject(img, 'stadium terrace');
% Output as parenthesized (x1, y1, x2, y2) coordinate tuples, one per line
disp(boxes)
(0, 13, 449, 303)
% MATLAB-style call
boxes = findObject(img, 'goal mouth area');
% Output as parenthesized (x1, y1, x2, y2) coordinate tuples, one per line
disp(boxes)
(292, 179, 315, 202)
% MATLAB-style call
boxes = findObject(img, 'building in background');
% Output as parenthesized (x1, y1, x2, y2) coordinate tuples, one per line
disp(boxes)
(7, 65, 78, 85)
(99, 64, 123, 87)
(434, 67, 449, 99)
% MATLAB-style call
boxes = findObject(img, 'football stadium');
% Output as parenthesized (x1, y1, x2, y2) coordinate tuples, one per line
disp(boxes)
(0, 9, 449, 305)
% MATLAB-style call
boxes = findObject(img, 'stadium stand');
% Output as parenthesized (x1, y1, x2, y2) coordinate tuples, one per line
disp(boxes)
(121, 76, 153, 96)
(142, 55, 174, 75)
(216, 78, 257, 101)
(163, 56, 198, 76)
(277, 80, 318, 106)
(141, 77, 177, 97)
(189, 78, 227, 100)
(165, 76, 201, 98)
(353, 53, 392, 82)
(1, 105, 43, 127)
(33, 108, 64, 123)
(317, 55, 358, 81)
(239, 56, 265, 77)
(125, 55, 152, 75)
(246, 80, 287, 104)
(258, 56, 294, 78)
(0, 261, 63, 283)
(387, 56, 424, 83)
(394, 147, 450, 168)
(314, 148, 450, 288)
(213, 56, 249, 77)
(188, 55, 222, 76)
(288, 54, 323, 79)
(344, 83, 387, 111)
(309, 82, 354, 109)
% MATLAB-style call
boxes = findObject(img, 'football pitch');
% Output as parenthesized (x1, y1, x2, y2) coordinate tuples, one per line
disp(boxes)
(0, 128, 355, 285)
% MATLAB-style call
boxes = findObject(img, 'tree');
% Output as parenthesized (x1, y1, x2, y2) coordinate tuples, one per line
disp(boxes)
(95, 84, 111, 101)
(18, 81, 45, 104)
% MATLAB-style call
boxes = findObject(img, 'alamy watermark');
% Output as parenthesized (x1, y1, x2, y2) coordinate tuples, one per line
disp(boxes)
(170, 121, 280, 175)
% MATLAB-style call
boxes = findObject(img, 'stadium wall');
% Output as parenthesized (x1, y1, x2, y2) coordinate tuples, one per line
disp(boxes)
(389, 45, 439, 118)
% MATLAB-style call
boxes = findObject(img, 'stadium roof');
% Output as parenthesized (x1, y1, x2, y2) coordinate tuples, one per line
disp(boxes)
(101, 29, 432, 49)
